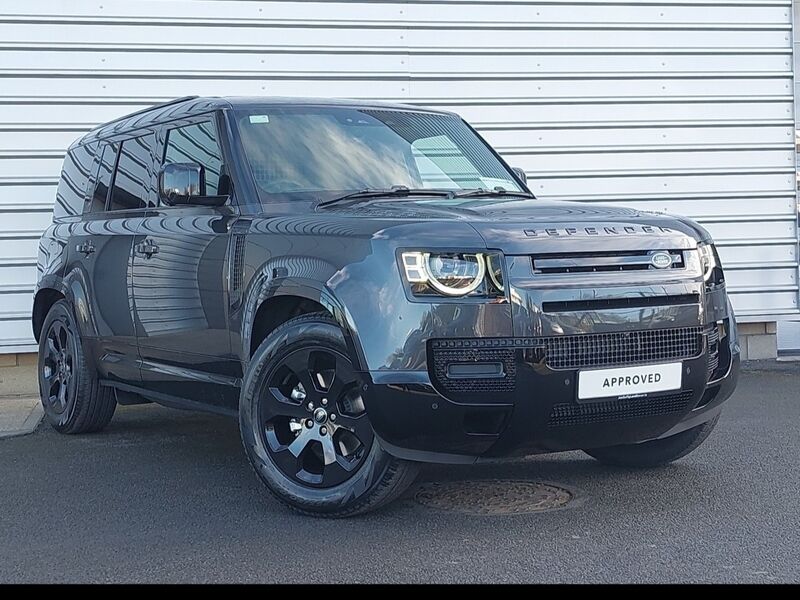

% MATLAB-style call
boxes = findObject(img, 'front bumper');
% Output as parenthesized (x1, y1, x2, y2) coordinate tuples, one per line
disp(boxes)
(362, 321, 739, 464)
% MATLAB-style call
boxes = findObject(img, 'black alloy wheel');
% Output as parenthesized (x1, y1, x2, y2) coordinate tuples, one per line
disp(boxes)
(259, 345, 373, 487)
(240, 313, 419, 517)
(37, 299, 116, 433)
(41, 317, 77, 416)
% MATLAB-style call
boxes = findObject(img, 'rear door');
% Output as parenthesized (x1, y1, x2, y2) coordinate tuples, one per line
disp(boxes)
(131, 113, 240, 412)
(68, 134, 155, 384)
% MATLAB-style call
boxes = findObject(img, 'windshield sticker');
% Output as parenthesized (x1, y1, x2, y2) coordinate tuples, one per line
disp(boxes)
(249, 115, 270, 124)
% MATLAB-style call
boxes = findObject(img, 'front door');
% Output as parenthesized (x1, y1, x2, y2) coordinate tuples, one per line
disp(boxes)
(131, 116, 240, 412)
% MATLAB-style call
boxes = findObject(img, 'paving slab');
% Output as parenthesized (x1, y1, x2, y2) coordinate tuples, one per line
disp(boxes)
(0, 397, 43, 439)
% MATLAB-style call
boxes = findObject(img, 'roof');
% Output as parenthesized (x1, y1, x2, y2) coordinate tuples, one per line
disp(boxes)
(76, 96, 457, 147)
(223, 96, 454, 114)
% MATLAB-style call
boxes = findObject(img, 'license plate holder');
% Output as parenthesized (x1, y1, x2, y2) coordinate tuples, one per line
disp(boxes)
(577, 362, 683, 402)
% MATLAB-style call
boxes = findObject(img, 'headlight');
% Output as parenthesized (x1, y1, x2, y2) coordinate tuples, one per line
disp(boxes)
(486, 253, 504, 292)
(698, 242, 718, 282)
(401, 251, 504, 297)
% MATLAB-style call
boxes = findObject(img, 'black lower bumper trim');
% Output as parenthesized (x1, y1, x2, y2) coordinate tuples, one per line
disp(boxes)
(548, 390, 694, 428)
(365, 337, 739, 462)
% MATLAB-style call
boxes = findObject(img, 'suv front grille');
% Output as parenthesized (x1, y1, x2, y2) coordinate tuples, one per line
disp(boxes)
(532, 249, 685, 274)
(429, 326, 707, 396)
(547, 390, 694, 427)
(542, 326, 704, 370)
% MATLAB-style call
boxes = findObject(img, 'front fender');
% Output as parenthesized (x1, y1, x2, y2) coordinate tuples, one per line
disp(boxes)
(239, 265, 366, 371)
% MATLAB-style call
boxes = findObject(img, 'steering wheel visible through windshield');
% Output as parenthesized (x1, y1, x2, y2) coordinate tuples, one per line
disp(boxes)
(233, 106, 524, 203)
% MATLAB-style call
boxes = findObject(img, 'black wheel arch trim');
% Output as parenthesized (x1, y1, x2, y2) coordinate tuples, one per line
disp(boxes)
(34, 266, 98, 342)
(32, 276, 70, 342)
(239, 273, 367, 373)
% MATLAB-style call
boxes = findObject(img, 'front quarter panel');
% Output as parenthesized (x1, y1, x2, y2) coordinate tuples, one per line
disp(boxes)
(237, 213, 511, 373)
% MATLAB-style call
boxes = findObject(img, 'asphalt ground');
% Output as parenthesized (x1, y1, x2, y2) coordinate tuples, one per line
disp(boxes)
(0, 365, 798, 583)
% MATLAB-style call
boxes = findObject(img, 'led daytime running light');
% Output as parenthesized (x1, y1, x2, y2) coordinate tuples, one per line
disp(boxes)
(402, 251, 488, 296)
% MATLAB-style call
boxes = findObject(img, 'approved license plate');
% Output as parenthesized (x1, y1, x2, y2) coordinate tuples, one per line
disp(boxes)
(577, 362, 682, 401)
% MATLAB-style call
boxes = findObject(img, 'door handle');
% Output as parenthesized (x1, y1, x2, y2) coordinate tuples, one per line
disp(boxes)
(135, 241, 159, 258)
(75, 241, 95, 256)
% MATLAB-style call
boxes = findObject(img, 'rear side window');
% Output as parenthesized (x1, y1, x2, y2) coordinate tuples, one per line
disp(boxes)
(55, 143, 98, 218)
(86, 142, 118, 214)
(163, 121, 223, 196)
(108, 134, 156, 212)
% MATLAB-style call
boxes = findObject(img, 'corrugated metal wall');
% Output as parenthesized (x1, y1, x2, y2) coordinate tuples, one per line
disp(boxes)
(1, 0, 798, 352)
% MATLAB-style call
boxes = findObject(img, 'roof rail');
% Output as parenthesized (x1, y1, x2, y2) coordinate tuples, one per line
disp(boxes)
(95, 95, 201, 129)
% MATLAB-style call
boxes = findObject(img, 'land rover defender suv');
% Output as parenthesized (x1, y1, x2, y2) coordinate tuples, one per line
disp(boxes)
(34, 96, 739, 516)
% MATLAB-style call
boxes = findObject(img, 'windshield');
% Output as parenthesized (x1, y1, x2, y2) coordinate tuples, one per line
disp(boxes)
(233, 106, 523, 202)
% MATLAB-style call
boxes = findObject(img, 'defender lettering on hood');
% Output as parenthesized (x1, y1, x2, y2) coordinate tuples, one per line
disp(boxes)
(524, 225, 673, 238)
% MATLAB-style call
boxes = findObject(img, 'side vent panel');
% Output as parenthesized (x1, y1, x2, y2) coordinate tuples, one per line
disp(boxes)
(232, 234, 246, 295)
(228, 224, 249, 311)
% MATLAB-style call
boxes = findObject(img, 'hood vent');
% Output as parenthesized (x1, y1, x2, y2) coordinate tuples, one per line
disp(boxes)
(533, 250, 685, 275)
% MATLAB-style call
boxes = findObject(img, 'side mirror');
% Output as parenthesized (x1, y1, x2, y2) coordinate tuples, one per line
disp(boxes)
(512, 167, 527, 185)
(159, 163, 227, 207)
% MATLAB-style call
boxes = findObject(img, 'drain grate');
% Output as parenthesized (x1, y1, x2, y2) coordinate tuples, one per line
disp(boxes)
(414, 480, 573, 515)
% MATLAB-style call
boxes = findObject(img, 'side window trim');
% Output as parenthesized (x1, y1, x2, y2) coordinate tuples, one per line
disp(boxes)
(82, 141, 101, 206)
(85, 143, 101, 211)
(104, 140, 123, 211)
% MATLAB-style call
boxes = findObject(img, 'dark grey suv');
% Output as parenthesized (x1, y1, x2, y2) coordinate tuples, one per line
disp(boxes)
(34, 96, 739, 516)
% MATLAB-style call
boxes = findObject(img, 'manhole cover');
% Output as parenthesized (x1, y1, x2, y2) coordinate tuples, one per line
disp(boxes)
(414, 480, 573, 515)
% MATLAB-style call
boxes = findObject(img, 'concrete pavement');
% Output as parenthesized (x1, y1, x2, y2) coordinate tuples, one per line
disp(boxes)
(0, 397, 42, 440)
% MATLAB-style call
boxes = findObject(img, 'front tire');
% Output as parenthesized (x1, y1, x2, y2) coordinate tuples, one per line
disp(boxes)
(239, 313, 419, 517)
(37, 299, 116, 434)
(584, 415, 720, 468)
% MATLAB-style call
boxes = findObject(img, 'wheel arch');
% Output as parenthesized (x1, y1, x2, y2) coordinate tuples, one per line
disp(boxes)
(241, 278, 366, 371)
(34, 265, 98, 343)
(32, 286, 66, 342)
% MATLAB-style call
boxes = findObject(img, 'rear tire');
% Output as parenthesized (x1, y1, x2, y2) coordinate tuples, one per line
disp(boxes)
(239, 312, 419, 517)
(37, 299, 116, 434)
(584, 415, 720, 468)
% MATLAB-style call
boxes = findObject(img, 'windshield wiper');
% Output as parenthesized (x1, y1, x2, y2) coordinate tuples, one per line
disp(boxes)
(454, 187, 535, 199)
(317, 186, 454, 208)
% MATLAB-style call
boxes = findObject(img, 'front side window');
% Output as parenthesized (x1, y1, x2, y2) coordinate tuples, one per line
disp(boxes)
(163, 121, 223, 196)
(233, 107, 522, 202)
(109, 134, 155, 211)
